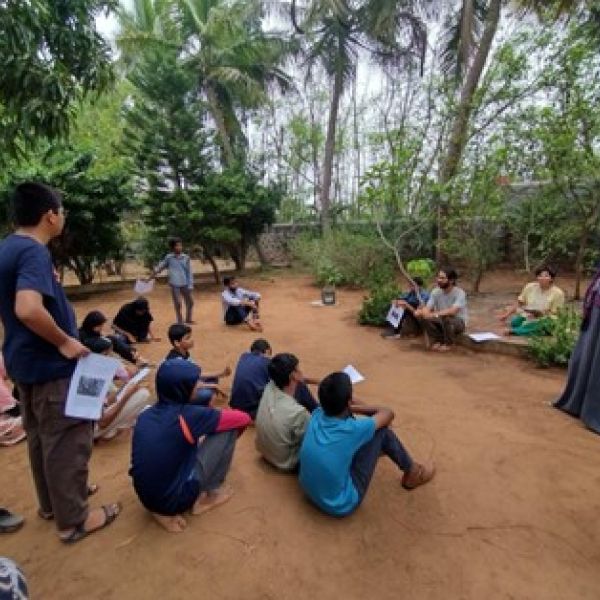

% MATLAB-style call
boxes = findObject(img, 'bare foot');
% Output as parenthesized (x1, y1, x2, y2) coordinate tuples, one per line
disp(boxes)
(191, 486, 233, 516)
(151, 512, 187, 533)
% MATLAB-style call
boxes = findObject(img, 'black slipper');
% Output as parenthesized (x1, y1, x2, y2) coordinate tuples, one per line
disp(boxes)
(60, 503, 122, 544)
(0, 508, 24, 533)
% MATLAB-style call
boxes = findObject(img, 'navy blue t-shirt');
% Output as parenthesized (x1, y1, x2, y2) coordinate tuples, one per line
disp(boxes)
(0, 234, 77, 384)
(130, 401, 220, 515)
(229, 352, 270, 416)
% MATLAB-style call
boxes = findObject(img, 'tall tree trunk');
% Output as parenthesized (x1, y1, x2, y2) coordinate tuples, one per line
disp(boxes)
(203, 250, 221, 285)
(206, 84, 235, 167)
(436, 0, 502, 262)
(319, 60, 344, 234)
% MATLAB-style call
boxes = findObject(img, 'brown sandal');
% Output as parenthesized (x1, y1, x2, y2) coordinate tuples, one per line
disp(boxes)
(402, 462, 435, 490)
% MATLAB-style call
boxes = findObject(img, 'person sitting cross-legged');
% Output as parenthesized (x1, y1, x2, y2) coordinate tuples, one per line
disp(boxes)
(85, 336, 151, 442)
(498, 265, 565, 336)
(130, 360, 250, 533)
(414, 267, 468, 352)
(229, 339, 319, 420)
(255, 353, 313, 472)
(299, 372, 435, 517)
(221, 276, 262, 331)
(381, 277, 430, 339)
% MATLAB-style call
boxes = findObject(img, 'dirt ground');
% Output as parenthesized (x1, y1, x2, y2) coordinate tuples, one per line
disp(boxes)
(2, 272, 600, 600)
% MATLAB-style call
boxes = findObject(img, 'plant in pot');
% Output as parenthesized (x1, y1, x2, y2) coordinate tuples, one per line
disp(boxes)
(317, 262, 342, 305)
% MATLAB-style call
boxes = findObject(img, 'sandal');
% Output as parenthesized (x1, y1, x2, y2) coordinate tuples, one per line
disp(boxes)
(0, 508, 24, 533)
(38, 484, 101, 521)
(402, 462, 435, 490)
(60, 503, 122, 544)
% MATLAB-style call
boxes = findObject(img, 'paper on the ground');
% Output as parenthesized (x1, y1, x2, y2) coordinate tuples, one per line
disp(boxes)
(134, 278, 154, 294)
(65, 354, 121, 420)
(468, 332, 501, 343)
(343, 364, 365, 384)
(116, 367, 151, 401)
(386, 304, 404, 329)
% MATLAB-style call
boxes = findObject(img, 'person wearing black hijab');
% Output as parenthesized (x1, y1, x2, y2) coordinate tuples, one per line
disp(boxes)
(79, 310, 140, 365)
(554, 267, 600, 433)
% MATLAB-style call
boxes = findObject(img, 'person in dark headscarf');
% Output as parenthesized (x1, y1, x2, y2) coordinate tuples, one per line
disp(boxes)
(554, 268, 600, 433)
(79, 310, 142, 365)
(130, 360, 250, 533)
(112, 297, 160, 344)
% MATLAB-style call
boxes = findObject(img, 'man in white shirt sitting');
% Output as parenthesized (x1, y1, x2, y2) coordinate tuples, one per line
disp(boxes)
(221, 276, 262, 331)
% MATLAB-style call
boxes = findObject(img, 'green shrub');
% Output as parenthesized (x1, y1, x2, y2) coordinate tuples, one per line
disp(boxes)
(291, 229, 395, 288)
(407, 258, 436, 283)
(528, 307, 581, 367)
(358, 283, 401, 326)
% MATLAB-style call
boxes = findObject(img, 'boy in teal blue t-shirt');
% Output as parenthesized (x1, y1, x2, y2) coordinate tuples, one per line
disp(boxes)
(299, 372, 435, 517)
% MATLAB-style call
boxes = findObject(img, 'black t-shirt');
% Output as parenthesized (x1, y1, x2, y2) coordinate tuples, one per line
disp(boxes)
(113, 303, 153, 341)
(229, 352, 270, 415)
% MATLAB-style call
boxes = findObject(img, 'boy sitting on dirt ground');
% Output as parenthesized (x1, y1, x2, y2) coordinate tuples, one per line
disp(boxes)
(299, 372, 435, 517)
(221, 276, 262, 331)
(255, 353, 313, 471)
(130, 360, 250, 533)
(229, 339, 319, 419)
(165, 323, 230, 405)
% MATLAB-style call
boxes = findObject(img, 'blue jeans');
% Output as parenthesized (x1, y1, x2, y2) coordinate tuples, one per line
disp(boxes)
(350, 427, 413, 505)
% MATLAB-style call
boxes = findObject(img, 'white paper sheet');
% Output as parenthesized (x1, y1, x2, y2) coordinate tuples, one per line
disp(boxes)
(468, 332, 501, 343)
(65, 354, 121, 420)
(116, 367, 151, 401)
(386, 304, 404, 329)
(134, 279, 154, 294)
(343, 364, 365, 384)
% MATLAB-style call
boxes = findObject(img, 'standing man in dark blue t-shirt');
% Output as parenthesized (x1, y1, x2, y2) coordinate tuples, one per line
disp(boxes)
(0, 182, 121, 543)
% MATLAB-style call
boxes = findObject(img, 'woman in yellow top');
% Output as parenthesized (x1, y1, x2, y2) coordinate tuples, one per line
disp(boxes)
(498, 266, 565, 336)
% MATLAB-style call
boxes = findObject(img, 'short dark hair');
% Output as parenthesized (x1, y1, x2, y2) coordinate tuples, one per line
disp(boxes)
(168, 237, 182, 250)
(413, 276, 424, 287)
(318, 372, 353, 416)
(168, 323, 192, 345)
(223, 276, 235, 287)
(250, 338, 271, 354)
(439, 267, 458, 283)
(535, 265, 556, 279)
(268, 353, 298, 389)
(12, 182, 62, 227)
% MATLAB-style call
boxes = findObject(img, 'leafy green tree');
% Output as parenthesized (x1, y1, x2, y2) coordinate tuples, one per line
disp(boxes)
(0, 152, 132, 284)
(118, 0, 290, 167)
(0, 0, 115, 157)
(291, 0, 428, 232)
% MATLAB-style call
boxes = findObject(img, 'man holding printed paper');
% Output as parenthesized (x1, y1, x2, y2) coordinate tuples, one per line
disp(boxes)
(0, 183, 121, 544)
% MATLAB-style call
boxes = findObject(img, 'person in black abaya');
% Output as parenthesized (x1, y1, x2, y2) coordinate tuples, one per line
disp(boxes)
(554, 267, 600, 433)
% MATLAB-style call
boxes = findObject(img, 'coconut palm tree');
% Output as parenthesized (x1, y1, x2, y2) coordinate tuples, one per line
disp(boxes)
(118, 0, 290, 167)
(291, 0, 428, 232)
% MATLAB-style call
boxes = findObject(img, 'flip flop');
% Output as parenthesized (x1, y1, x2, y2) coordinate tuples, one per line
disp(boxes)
(60, 503, 121, 544)
(0, 508, 24, 533)
(38, 484, 100, 521)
